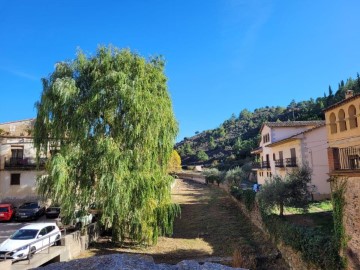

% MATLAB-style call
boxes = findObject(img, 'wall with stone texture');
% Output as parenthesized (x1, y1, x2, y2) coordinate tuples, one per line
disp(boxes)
(338, 176, 360, 270)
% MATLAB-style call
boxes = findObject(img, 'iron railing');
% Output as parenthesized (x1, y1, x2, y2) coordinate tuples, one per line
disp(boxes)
(285, 158, 297, 167)
(261, 161, 270, 168)
(275, 159, 284, 167)
(4, 157, 47, 169)
(337, 147, 360, 170)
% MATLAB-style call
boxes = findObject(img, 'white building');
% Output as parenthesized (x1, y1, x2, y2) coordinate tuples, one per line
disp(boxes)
(0, 119, 45, 204)
(251, 121, 331, 200)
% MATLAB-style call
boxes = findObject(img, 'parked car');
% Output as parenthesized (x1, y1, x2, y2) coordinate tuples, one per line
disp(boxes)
(45, 207, 61, 219)
(0, 223, 61, 261)
(58, 210, 93, 231)
(15, 202, 45, 221)
(0, 204, 16, 222)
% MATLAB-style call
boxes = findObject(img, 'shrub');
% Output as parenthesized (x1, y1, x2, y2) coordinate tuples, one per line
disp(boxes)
(230, 186, 256, 211)
(262, 213, 344, 269)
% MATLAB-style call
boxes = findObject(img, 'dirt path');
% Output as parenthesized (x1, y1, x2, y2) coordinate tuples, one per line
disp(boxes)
(78, 179, 289, 269)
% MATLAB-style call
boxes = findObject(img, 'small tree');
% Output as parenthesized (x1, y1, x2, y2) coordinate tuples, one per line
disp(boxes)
(258, 166, 312, 216)
(196, 150, 209, 161)
(168, 150, 182, 174)
(225, 166, 244, 187)
(202, 168, 224, 186)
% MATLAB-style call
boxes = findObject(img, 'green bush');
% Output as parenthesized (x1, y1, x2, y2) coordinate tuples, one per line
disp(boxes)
(242, 190, 256, 211)
(262, 213, 344, 269)
(230, 186, 256, 211)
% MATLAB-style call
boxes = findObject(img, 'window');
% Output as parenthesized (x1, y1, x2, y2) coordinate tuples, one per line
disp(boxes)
(273, 153, 276, 161)
(10, 174, 20, 185)
(338, 109, 347, 131)
(329, 112, 337, 134)
(263, 133, 270, 143)
(348, 105, 358, 129)
(11, 146, 24, 159)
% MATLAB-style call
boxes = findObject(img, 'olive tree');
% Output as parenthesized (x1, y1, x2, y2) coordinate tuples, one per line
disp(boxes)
(257, 166, 312, 216)
(34, 46, 179, 244)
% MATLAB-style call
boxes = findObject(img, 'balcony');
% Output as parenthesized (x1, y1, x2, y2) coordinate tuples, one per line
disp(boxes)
(252, 161, 270, 169)
(275, 159, 284, 167)
(4, 157, 47, 170)
(285, 158, 297, 167)
(261, 161, 270, 168)
(330, 147, 360, 171)
(252, 162, 261, 169)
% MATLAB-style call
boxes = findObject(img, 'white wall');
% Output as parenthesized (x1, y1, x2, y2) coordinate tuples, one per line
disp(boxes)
(0, 170, 41, 204)
(303, 126, 330, 196)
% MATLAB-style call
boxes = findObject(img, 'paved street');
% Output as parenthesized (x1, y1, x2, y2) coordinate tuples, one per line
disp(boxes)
(0, 216, 57, 244)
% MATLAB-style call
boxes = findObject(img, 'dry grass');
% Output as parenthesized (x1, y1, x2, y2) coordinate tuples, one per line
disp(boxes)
(78, 179, 289, 269)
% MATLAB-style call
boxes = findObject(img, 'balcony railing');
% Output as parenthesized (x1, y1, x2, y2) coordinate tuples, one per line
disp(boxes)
(261, 161, 270, 168)
(335, 147, 360, 170)
(275, 159, 284, 167)
(4, 157, 47, 169)
(252, 162, 261, 169)
(252, 161, 270, 169)
(285, 158, 297, 167)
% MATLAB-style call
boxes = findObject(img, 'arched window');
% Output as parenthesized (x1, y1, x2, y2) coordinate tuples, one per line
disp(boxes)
(338, 109, 347, 131)
(330, 113, 337, 134)
(348, 105, 358, 129)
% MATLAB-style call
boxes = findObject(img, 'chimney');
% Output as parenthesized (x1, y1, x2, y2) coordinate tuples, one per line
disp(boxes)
(345, 90, 354, 99)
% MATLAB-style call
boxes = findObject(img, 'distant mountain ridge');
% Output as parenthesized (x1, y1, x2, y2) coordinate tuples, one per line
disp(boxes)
(175, 74, 360, 170)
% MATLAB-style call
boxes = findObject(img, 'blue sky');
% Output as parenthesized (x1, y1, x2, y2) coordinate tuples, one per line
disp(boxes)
(1, 1, 360, 141)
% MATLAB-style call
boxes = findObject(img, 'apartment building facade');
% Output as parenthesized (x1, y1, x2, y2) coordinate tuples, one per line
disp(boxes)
(252, 121, 331, 200)
(0, 119, 44, 204)
(324, 90, 360, 269)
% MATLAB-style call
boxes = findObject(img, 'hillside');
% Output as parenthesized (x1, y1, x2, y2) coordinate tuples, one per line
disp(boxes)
(175, 74, 360, 170)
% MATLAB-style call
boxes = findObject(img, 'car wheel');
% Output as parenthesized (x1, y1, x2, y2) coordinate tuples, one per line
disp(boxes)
(28, 246, 36, 259)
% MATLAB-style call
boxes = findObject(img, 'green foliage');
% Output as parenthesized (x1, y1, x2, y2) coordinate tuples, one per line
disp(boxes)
(258, 166, 312, 216)
(196, 150, 209, 161)
(262, 213, 344, 269)
(183, 142, 195, 155)
(225, 166, 244, 186)
(168, 150, 182, 173)
(230, 186, 256, 211)
(202, 168, 224, 185)
(209, 136, 217, 150)
(34, 46, 179, 244)
(331, 177, 347, 264)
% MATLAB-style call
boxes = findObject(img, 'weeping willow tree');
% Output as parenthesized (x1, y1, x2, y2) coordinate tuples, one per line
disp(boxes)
(33, 46, 179, 244)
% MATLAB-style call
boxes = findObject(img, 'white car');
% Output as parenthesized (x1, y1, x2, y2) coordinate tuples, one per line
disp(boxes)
(0, 223, 61, 261)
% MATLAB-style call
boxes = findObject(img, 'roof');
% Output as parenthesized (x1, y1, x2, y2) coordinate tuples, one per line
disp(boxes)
(266, 123, 326, 147)
(20, 223, 57, 230)
(260, 120, 325, 133)
(0, 118, 35, 125)
(323, 93, 360, 112)
(250, 147, 263, 154)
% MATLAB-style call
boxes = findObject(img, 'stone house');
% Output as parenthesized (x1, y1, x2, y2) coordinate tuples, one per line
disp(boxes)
(251, 120, 331, 200)
(324, 90, 360, 269)
(0, 119, 45, 205)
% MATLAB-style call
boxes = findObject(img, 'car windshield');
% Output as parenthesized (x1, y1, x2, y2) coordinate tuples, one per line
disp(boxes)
(0, 207, 8, 212)
(19, 203, 38, 209)
(10, 229, 38, 240)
